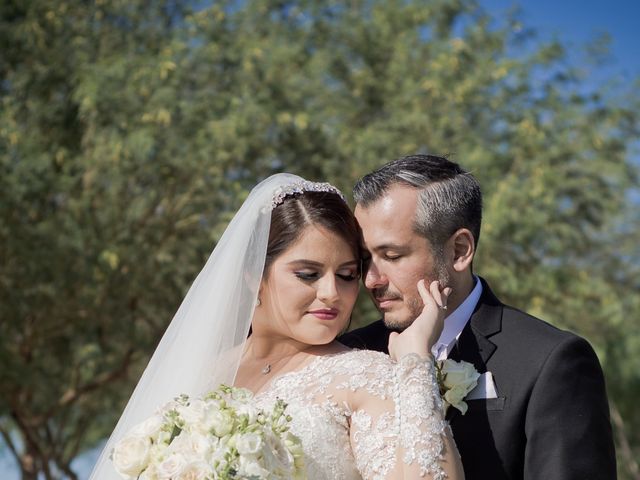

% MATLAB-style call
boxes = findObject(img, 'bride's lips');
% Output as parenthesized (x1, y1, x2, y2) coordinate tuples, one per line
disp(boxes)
(308, 308, 339, 320)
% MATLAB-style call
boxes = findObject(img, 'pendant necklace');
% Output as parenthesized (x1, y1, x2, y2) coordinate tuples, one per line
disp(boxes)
(259, 352, 300, 375)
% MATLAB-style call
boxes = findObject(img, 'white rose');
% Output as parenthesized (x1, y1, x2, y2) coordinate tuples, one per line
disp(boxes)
(440, 359, 480, 391)
(112, 434, 151, 478)
(156, 453, 187, 479)
(175, 461, 211, 480)
(236, 432, 263, 456)
(177, 399, 207, 427)
(206, 409, 234, 437)
(130, 414, 164, 439)
(444, 384, 470, 414)
(187, 432, 214, 458)
(168, 431, 212, 460)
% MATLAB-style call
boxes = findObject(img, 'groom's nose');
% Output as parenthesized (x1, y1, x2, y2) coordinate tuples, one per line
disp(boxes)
(364, 261, 387, 290)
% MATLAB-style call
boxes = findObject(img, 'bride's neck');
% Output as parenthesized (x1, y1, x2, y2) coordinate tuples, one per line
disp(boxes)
(244, 334, 311, 361)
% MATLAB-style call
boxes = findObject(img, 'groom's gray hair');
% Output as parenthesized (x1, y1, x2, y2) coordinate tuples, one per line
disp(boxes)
(354, 154, 482, 250)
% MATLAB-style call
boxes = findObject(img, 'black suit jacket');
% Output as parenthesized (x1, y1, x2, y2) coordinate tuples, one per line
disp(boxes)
(339, 278, 616, 480)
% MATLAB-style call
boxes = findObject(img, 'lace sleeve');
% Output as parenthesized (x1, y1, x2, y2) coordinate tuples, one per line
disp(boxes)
(348, 353, 449, 480)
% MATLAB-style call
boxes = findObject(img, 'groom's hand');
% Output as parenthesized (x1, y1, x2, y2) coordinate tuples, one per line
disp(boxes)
(388, 280, 451, 361)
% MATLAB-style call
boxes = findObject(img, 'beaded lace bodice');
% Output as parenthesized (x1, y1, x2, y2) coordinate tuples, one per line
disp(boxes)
(254, 349, 448, 479)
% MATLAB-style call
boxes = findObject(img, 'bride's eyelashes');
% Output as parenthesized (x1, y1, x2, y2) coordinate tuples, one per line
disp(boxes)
(336, 272, 358, 282)
(294, 270, 358, 282)
(337, 265, 360, 281)
(295, 271, 319, 281)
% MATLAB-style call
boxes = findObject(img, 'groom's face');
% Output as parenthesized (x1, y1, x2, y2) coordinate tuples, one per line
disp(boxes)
(355, 185, 449, 330)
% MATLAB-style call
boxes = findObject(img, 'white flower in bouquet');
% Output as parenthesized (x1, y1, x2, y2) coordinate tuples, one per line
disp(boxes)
(235, 402, 260, 424)
(167, 431, 212, 461)
(284, 432, 306, 473)
(111, 385, 305, 479)
(235, 432, 264, 456)
(131, 414, 165, 438)
(176, 461, 210, 480)
(262, 430, 296, 476)
(436, 359, 481, 415)
(111, 433, 151, 478)
(156, 453, 188, 479)
(176, 399, 208, 427)
(237, 455, 271, 478)
(207, 408, 235, 438)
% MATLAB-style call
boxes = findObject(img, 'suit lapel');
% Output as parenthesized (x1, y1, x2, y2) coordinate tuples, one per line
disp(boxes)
(446, 279, 503, 422)
(449, 278, 503, 372)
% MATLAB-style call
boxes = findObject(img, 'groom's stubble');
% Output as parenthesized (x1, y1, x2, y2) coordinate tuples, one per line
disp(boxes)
(381, 252, 451, 331)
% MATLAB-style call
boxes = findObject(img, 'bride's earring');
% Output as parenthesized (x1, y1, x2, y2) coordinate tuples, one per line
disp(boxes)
(256, 297, 261, 306)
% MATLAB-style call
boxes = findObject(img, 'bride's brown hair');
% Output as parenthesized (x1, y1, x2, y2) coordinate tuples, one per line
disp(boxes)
(264, 191, 362, 276)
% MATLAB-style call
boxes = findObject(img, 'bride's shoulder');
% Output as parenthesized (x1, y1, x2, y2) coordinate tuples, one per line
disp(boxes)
(329, 348, 393, 369)
(318, 350, 397, 398)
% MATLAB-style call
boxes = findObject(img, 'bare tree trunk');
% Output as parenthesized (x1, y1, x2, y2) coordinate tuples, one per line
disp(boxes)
(19, 449, 38, 480)
(12, 421, 55, 480)
(57, 461, 79, 480)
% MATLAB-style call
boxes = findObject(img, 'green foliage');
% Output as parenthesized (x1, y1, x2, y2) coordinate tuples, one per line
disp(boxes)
(1, 0, 638, 478)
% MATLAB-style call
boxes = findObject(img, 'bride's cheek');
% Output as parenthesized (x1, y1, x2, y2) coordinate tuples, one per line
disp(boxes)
(345, 284, 359, 304)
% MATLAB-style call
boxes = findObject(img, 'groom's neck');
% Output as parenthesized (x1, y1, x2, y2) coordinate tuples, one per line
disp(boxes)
(447, 272, 476, 314)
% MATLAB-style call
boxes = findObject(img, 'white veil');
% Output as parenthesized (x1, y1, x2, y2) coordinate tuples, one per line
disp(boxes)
(89, 173, 308, 480)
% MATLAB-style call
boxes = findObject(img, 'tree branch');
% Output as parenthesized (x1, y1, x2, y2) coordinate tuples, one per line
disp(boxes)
(56, 347, 135, 410)
(67, 415, 92, 463)
(43, 423, 57, 466)
(0, 423, 20, 465)
(56, 459, 79, 480)
(9, 411, 48, 480)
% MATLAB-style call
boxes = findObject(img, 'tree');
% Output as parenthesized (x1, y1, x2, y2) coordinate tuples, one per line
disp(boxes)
(1, 0, 638, 478)
(0, 1, 211, 478)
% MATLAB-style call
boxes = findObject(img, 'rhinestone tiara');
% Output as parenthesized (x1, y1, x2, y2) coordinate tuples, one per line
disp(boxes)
(270, 181, 346, 210)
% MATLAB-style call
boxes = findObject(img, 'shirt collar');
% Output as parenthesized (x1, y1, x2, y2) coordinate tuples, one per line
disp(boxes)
(431, 275, 483, 358)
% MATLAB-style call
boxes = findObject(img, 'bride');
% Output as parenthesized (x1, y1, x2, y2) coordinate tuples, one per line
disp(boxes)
(90, 173, 464, 479)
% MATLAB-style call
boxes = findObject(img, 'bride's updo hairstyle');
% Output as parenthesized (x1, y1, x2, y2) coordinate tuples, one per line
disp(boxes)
(264, 191, 362, 276)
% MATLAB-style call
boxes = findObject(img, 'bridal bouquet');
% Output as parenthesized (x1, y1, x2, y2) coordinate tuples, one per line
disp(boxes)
(436, 359, 480, 415)
(111, 385, 305, 479)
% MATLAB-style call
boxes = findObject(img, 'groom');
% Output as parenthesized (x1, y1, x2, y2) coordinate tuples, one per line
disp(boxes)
(340, 155, 616, 479)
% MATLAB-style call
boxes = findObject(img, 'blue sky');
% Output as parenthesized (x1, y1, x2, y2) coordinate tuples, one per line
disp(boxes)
(479, 0, 640, 203)
(2, 1, 638, 478)
(480, 0, 640, 78)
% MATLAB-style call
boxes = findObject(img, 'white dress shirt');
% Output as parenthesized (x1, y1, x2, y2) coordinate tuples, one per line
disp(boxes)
(431, 276, 483, 360)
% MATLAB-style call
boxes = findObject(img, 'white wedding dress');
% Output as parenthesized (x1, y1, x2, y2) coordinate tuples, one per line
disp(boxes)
(254, 349, 448, 480)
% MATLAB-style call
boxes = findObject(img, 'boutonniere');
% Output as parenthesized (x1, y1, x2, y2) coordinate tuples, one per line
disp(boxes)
(436, 359, 480, 415)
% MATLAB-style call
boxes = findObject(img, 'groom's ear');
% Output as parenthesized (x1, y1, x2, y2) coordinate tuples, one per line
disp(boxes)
(449, 229, 475, 273)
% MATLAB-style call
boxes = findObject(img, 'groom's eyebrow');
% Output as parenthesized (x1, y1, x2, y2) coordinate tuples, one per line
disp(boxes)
(371, 243, 407, 252)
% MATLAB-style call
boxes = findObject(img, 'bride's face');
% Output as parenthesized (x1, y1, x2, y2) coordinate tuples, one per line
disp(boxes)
(256, 224, 360, 345)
